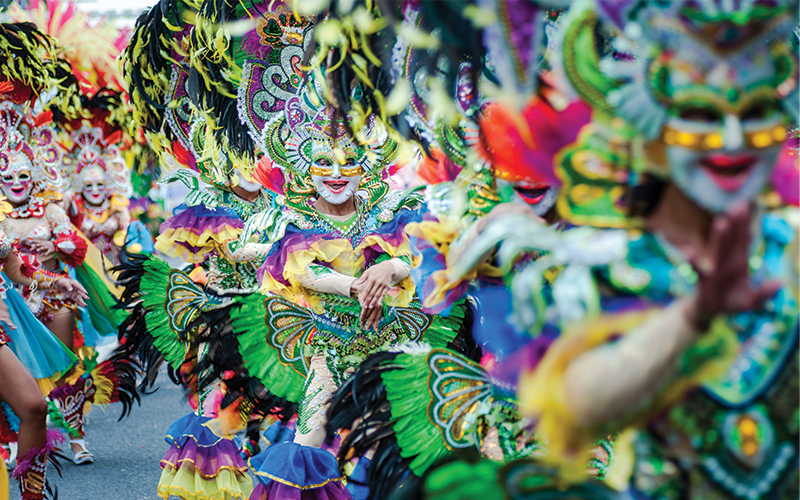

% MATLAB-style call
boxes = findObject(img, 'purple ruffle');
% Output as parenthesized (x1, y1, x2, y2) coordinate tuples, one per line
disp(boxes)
(250, 481, 352, 500)
(160, 438, 247, 478)
(159, 204, 244, 236)
(259, 207, 419, 285)
(259, 231, 329, 285)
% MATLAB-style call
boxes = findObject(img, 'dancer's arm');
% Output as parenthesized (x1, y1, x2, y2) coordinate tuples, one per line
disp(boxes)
(1, 253, 88, 306)
(559, 204, 779, 429)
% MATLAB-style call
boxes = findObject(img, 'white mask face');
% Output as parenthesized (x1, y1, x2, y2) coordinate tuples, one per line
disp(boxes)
(232, 168, 262, 193)
(81, 166, 107, 206)
(310, 155, 362, 206)
(1, 155, 34, 204)
(659, 51, 787, 213)
(665, 113, 783, 213)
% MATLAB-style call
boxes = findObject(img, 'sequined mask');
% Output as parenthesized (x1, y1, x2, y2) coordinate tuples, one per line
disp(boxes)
(80, 165, 107, 206)
(309, 136, 364, 206)
(658, 43, 790, 213)
(1, 154, 35, 204)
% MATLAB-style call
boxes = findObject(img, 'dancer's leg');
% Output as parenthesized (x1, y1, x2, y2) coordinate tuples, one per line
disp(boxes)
(44, 307, 75, 355)
(44, 307, 91, 458)
(295, 354, 338, 448)
(0, 346, 47, 459)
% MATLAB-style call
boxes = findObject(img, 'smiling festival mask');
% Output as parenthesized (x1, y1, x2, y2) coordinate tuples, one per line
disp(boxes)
(654, 42, 791, 213)
(2, 152, 35, 204)
(555, 0, 798, 218)
(308, 133, 364, 206)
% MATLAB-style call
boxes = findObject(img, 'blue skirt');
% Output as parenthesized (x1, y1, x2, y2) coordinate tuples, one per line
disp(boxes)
(1, 275, 77, 380)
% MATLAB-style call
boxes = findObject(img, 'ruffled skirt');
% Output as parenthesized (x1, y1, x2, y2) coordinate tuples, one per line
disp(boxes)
(158, 413, 253, 500)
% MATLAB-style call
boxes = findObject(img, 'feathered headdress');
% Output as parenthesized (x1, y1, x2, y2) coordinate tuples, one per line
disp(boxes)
(188, 0, 315, 162)
(0, 22, 57, 104)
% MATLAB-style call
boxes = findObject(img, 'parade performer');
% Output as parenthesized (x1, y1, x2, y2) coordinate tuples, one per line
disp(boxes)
(0, 99, 137, 465)
(331, 1, 800, 499)
(114, 2, 285, 498)
(0, 220, 87, 499)
(510, 3, 800, 500)
(64, 125, 133, 266)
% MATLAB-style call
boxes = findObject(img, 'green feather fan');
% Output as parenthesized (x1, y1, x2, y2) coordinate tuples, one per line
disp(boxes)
(138, 258, 206, 369)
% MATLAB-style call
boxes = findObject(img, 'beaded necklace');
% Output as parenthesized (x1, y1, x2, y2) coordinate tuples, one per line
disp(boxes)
(9, 199, 46, 219)
(222, 190, 267, 221)
(84, 199, 111, 224)
(310, 197, 369, 243)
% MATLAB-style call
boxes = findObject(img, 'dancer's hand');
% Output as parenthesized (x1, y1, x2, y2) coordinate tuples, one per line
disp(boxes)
(351, 261, 395, 309)
(29, 239, 55, 259)
(56, 278, 88, 307)
(0, 302, 16, 330)
(683, 202, 780, 330)
(360, 305, 383, 331)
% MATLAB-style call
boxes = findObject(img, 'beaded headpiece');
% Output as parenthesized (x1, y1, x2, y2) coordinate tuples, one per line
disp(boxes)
(552, 0, 799, 226)
(63, 126, 133, 199)
(0, 102, 62, 190)
(261, 77, 398, 183)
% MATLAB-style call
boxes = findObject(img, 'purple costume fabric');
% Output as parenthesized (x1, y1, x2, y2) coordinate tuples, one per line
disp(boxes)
(161, 413, 248, 476)
(160, 204, 244, 235)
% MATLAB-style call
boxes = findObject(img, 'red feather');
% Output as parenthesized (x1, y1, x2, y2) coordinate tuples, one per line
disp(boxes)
(171, 141, 197, 170)
(254, 156, 286, 195)
(480, 97, 592, 187)
(416, 148, 462, 184)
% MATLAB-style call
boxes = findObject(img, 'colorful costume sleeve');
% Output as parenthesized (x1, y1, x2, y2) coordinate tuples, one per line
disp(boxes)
(45, 204, 88, 268)
(406, 213, 504, 315)
(517, 306, 739, 477)
(258, 206, 421, 309)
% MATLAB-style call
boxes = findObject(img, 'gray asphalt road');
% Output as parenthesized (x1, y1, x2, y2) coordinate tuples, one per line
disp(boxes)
(11, 372, 190, 500)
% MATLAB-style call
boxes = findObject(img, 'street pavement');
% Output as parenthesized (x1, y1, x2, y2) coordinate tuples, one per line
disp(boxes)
(11, 370, 191, 500)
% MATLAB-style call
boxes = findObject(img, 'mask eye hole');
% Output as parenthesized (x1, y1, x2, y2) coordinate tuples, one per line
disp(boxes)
(344, 157, 356, 166)
(97, 183, 105, 190)
(2, 175, 13, 183)
(741, 100, 780, 122)
(315, 158, 332, 167)
(678, 106, 721, 123)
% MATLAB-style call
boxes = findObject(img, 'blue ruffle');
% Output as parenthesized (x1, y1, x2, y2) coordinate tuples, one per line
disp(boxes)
(249, 442, 342, 488)
(262, 421, 295, 446)
(346, 457, 370, 500)
(171, 202, 239, 220)
(165, 412, 240, 448)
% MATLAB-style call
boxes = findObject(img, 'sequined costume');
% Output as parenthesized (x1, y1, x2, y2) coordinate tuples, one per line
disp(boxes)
(65, 126, 133, 266)
(113, 2, 286, 498)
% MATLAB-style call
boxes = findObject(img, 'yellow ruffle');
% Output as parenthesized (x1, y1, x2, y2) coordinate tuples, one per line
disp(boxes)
(518, 309, 737, 481)
(158, 460, 253, 500)
(405, 218, 503, 309)
(262, 236, 417, 310)
(155, 226, 241, 263)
